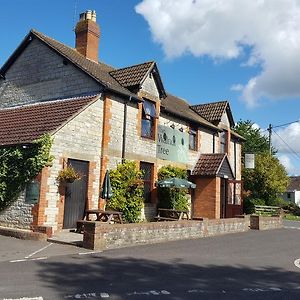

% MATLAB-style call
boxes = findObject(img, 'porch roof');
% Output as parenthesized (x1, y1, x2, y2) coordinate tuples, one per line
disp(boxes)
(192, 153, 234, 179)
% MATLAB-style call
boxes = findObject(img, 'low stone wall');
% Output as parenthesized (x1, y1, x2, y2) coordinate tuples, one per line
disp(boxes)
(83, 218, 250, 250)
(250, 215, 283, 230)
(0, 226, 47, 241)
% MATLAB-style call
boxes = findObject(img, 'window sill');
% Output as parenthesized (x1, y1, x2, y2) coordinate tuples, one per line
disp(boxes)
(141, 136, 156, 142)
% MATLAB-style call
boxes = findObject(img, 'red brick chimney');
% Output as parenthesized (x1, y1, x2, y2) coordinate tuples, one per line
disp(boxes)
(75, 10, 100, 62)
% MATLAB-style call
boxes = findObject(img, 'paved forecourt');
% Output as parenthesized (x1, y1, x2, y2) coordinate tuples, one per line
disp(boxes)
(0, 225, 300, 299)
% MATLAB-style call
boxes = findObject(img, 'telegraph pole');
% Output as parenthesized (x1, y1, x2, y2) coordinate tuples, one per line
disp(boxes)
(267, 124, 272, 154)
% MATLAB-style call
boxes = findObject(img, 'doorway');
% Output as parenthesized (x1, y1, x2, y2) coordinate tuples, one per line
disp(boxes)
(63, 159, 89, 229)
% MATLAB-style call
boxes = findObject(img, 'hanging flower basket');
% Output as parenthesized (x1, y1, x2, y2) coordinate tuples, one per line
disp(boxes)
(57, 166, 81, 184)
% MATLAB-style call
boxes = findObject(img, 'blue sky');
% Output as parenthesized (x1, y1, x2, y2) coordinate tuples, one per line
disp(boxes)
(1, 0, 300, 175)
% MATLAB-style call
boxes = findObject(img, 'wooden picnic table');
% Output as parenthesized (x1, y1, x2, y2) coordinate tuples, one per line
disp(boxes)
(154, 208, 190, 221)
(76, 209, 123, 233)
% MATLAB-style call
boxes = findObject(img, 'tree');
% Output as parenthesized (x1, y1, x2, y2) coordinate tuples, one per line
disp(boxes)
(243, 153, 289, 205)
(107, 160, 144, 223)
(234, 120, 289, 209)
(235, 120, 276, 156)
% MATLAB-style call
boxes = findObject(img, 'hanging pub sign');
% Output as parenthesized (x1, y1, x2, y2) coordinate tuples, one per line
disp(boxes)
(157, 125, 188, 163)
(245, 153, 255, 169)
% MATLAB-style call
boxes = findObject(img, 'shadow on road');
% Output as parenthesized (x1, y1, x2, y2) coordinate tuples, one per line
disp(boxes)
(37, 255, 300, 298)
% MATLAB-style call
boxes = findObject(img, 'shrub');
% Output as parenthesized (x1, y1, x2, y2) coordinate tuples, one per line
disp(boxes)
(243, 197, 265, 214)
(0, 134, 53, 210)
(107, 160, 144, 223)
(157, 165, 188, 210)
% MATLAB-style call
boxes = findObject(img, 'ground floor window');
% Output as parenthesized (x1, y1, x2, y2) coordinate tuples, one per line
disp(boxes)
(140, 162, 153, 203)
(228, 180, 242, 205)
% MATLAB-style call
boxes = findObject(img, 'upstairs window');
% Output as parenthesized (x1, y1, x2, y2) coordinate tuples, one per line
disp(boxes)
(189, 127, 198, 151)
(141, 100, 156, 139)
(220, 131, 227, 153)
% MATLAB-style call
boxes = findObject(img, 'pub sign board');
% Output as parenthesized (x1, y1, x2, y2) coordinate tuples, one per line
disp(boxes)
(157, 125, 188, 163)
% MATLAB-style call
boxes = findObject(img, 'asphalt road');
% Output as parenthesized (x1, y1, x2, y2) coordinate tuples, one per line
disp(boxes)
(0, 222, 300, 299)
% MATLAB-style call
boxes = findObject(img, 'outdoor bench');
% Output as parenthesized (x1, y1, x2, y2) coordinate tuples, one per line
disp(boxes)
(154, 208, 189, 222)
(76, 209, 123, 233)
(254, 205, 282, 216)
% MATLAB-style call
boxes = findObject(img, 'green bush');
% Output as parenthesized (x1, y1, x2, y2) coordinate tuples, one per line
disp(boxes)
(107, 160, 144, 223)
(157, 165, 188, 210)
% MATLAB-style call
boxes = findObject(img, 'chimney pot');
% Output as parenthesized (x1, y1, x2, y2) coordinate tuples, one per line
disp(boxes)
(86, 10, 92, 20)
(75, 10, 100, 62)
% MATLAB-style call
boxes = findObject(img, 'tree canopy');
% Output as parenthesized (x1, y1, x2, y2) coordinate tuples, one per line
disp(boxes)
(234, 120, 289, 208)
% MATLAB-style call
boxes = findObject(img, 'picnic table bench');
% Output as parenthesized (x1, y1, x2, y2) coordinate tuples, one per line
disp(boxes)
(254, 205, 282, 216)
(76, 209, 123, 233)
(154, 208, 190, 221)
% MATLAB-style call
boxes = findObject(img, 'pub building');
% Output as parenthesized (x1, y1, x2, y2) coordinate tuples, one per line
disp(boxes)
(0, 10, 244, 234)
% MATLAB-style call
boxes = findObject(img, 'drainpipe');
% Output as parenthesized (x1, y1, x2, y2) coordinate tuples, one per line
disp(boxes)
(122, 96, 132, 162)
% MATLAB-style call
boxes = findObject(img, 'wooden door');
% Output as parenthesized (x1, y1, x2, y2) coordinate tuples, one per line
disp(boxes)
(63, 159, 89, 229)
(226, 180, 243, 218)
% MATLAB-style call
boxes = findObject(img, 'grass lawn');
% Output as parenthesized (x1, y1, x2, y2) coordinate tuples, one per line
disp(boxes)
(284, 214, 300, 221)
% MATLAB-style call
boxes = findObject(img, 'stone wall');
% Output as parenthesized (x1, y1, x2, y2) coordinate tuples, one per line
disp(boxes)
(82, 218, 250, 250)
(0, 192, 33, 229)
(0, 38, 102, 108)
(250, 215, 283, 230)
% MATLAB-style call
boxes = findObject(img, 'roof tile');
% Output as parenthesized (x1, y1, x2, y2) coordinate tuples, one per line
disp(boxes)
(192, 153, 226, 176)
(0, 94, 99, 146)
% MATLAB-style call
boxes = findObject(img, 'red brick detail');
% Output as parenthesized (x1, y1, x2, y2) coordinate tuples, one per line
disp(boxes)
(75, 19, 100, 62)
(56, 158, 67, 231)
(226, 130, 231, 158)
(31, 166, 50, 230)
(87, 161, 97, 210)
(193, 177, 221, 219)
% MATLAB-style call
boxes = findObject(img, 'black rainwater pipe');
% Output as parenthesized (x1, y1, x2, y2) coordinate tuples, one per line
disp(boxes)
(122, 96, 132, 162)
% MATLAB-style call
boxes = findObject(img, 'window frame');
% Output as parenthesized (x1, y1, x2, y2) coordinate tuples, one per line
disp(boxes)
(141, 99, 156, 140)
(189, 127, 198, 151)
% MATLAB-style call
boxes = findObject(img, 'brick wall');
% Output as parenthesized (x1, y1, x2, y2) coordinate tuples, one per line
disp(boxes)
(82, 218, 250, 250)
(0, 38, 102, 108)
(193, 177, 221, 219)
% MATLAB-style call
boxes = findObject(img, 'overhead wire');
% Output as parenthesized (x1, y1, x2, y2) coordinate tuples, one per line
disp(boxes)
(272, 130, 300, 161)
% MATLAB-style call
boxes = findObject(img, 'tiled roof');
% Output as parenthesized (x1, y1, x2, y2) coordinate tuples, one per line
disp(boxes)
(110, 61, 154, 87)
(161, 94, 219, 131)
(0, 94, 99, 146)
(29, 30, 137, 99)
(191, 101, 229, 124)
(287, 176, 300, 191)
(192, 153, 227, 176)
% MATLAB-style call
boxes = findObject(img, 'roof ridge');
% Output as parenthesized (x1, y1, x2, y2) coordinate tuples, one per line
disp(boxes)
(110, 60, 155, 73)
(0, 94, 100, 111)
(191, 100, 229, 108)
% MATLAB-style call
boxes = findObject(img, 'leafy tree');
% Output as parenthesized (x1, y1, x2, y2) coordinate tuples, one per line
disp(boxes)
(157, 165, 188, 210)
(234, 120, 289, 209)
(107, 160, 144, 223)
(0, 134, 53, 210)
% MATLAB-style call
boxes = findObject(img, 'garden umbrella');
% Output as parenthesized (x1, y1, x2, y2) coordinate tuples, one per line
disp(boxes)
(101, 170, 113, 200)
(157, 177, 196, 189)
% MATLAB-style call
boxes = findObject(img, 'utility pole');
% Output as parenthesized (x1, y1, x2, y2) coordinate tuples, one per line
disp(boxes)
(267, 124, 272, 154)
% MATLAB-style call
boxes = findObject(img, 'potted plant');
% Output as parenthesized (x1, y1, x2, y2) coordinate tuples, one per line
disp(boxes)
(57, 166, 81, 183)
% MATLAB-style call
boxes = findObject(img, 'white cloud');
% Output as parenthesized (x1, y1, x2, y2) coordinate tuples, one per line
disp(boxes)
(136, 0, 300, 107)
(278, 154, 300, 176)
